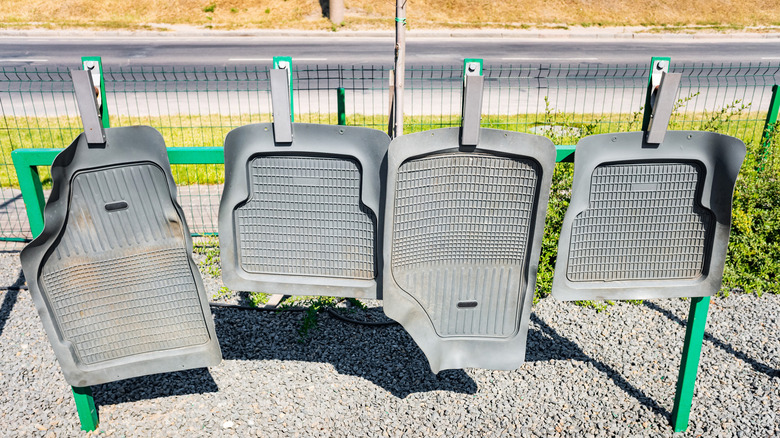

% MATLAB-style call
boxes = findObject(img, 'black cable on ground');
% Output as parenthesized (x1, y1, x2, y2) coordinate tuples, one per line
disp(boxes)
(325, 307, 399, 327)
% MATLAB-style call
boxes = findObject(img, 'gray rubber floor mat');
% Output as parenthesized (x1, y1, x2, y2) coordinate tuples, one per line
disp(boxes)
(20, 126, 222, 387)
(552, 131, 746, 301)
(383, 128, 556, 373)
(219, 123, 390, 299)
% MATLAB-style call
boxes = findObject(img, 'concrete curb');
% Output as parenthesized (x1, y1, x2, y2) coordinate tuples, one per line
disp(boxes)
(1, 27, 779, 41)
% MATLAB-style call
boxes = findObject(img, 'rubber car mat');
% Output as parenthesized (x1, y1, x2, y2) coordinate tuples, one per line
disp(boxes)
(383, 128, 555, 373)
(20, 126, 222, 387)
(552, 131, 745, 301)
(219, 123, 390, 299)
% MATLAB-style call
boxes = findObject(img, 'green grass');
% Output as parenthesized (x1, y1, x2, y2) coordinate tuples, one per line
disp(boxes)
(1, 106, 767, 187)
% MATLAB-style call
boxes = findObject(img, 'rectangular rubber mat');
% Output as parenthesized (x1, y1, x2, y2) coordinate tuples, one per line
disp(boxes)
(219, 123, 390, 299)
(383, 128, 555, 372)
(20, 126, 222, 387)
(552, 131, 745, 300)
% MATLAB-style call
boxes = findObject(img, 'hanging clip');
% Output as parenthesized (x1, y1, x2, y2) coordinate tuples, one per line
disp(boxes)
(460, 61, 484, 147)
(270, 63, 293, 144)
(71, 70, 106, 147)
(645, 69, 682, 145)
(82, 59, 103, 118)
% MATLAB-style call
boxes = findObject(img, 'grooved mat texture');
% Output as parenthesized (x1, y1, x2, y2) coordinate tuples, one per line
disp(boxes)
(39, 165, 210, 365)
(567, 162, 714, 282)
(392, 153, 539, 337)
(235, 155, 376, 279)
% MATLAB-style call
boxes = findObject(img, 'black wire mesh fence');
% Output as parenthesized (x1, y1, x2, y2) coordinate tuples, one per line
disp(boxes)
(1, 62, 778, 244)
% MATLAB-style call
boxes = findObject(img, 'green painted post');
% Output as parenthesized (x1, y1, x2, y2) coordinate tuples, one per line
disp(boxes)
(462, 58, 484, 76)
(671, 297, 711, 432)
(81, 56, 110, 128)
(760, 85, 780, 169)
(337, 87, 346, 125)
(272, 56, 294, 122)
(640, 56, 711, 432)
(72, 386, 99, 431)
(10, 149, 51, 238)
(642, 56, 672, 131)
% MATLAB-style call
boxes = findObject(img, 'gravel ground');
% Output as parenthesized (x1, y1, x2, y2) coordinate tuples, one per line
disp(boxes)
(0, 250, 777, 437)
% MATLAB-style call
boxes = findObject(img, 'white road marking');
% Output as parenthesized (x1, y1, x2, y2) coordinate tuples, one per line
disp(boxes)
(761, 57, 780, 60)
(228, 57, 328, 62)
(0, 58, 48, 62)
(502, 57, 598, 61)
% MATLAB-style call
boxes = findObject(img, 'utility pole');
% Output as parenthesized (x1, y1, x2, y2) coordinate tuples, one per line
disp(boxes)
(329, 0, 344, 25)
(393, 0, 406, 138)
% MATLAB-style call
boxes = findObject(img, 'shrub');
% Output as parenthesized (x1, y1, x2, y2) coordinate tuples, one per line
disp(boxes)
(722, 123, 780, 294)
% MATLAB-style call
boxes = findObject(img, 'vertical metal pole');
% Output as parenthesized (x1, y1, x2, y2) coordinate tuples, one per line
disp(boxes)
(72, 386, 99, 431)
(671, 297, 710, 432)
(273, 56, 294, 122)
(392, 0, 406, 138)
(337, 87, 346, 125)
(329, 0, 344, 25)
(760, 84, 779, 169)
(81, 56, 110, 128)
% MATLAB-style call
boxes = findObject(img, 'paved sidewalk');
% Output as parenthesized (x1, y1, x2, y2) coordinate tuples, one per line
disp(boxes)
(1, 26, 779, 41)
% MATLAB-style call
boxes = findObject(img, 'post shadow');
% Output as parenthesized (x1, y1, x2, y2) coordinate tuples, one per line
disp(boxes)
(643, 300, 779, 378)
(526, 314, 671, 421)
(0, 192, 22, 210)
(211, 306, 477, 398)
(0, 269, 26, 338)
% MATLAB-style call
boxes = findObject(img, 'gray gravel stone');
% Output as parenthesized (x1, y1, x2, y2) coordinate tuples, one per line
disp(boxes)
(0, 250, 777, 437)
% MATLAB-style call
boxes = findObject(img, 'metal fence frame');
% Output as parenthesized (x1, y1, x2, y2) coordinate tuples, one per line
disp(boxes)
(2, 58, 780, 433)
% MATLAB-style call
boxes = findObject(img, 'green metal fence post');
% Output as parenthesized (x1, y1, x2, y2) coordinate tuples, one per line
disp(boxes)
(81, 56, 110, 128)
(337, 87, 346, 125)
(640, 56, 710, 432)
(11, 148, 100, 431)
(72, 386, 99, 431)
(75, 56, 109, 432)
(760, 85, 779, 169)
(272, 56, 294, 122)
(11, 149, 46, 239)
(671, 297, 711, 432)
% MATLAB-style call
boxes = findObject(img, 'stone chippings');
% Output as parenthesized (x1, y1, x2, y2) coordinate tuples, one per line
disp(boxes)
(0, 251, 777, 437)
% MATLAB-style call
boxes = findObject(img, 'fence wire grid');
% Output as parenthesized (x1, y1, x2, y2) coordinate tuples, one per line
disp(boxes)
(1, 62, 779, 245)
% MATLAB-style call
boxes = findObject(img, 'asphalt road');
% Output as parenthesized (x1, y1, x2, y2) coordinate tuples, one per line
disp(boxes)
(1, 35, 779, 67)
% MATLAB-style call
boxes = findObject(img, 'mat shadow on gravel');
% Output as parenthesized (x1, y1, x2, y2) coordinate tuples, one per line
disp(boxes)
(212, 307, 478, 398)
(643, 301, 780, 378)
(92, 369, 219, 405)
(526, 314, 671, 421)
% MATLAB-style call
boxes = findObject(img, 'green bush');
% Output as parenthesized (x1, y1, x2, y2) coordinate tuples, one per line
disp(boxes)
(723, 123, 780, 294)
(535, 162, 573, 301)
